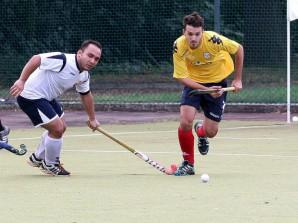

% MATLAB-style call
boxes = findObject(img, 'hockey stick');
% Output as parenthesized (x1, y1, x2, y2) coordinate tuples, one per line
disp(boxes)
(0, 142, 27, 155)
(95, 127, 175, 175)
(188, 86, 235, 96)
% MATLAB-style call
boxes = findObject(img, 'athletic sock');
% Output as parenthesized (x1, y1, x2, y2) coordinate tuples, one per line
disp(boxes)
(178, 127, 194, 165)
(197, 125, 206, 137)
(34, 131, 48, 159)
(44, 135, 63, 164)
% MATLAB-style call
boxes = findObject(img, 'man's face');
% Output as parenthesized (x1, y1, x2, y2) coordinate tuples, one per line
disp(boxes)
(183, 25, 203, 49)
(77, 44, 101, 71)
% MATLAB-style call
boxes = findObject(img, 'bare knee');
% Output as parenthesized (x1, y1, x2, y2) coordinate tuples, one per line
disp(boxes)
(179, 105, 196, 131)
(205, 128, 218, 138)
(49, 126, 65, 138)
(44, 120, 67, 139)
(179, 118, 193, 131)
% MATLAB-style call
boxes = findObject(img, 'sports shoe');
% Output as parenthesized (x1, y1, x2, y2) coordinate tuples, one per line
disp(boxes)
(41, 160, 70, 176)
(27, 153, 43, 167)
(174, 160, 195, 176)
(0, 126, 10, 144)
(194, 121, 209, 155)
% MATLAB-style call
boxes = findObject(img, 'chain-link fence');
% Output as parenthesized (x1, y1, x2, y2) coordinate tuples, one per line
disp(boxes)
(0, 0, 297, 110)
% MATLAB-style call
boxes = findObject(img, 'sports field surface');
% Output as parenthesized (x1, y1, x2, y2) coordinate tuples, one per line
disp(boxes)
(0, 112, 298, 223)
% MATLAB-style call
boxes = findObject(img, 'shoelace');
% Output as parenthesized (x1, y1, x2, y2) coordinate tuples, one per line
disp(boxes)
(178, 165, 192, 172)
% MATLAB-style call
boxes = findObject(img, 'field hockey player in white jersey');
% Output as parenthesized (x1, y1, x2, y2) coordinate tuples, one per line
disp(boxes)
(10, 40, 102, 176)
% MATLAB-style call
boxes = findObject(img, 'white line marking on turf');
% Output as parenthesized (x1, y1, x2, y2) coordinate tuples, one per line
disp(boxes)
(210, 152, 298, 158)
(9, 124, 286, 141)
(222, 124, 288, 130)
(62, 149, 298, 159)
(216, 137, 278, 140)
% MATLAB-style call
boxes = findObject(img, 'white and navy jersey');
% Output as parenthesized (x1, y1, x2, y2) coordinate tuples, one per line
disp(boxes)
(21, 52, 90, 101)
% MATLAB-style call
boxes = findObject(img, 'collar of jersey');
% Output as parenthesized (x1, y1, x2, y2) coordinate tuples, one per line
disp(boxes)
(75, 54, 83, 73)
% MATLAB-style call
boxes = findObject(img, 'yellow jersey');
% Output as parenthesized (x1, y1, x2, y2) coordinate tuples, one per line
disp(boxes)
(173, 31, 240, 83)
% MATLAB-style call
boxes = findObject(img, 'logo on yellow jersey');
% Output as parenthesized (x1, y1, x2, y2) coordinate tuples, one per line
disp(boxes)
(208, 35, 223, 45)
(203, 52, 211, 59)
(193, 61, 201, 65)
(192, 52, 211, 65)
(192, 61, 212, 66)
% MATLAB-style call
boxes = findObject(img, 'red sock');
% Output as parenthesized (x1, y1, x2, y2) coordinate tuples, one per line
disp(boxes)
(178, 128, 194, 164)
(197, 125, 206, 137)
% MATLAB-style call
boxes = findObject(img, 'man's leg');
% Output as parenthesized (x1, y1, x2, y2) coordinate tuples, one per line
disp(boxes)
(17, 96, 69, 175)
(35, 131, 48, 159)
(42, 118, 65, 164)
(202, 118, 220, 137)
(40, 118, 70, 176)
(194, 117, 219, 155)
(175, 105, 196, 176)
(194, 84, 225, 155)
(28, 131, 48, 167)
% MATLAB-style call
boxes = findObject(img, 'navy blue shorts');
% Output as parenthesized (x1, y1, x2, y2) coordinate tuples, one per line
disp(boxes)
(17, 96, 64, 127)
(180, 80, 228, 122)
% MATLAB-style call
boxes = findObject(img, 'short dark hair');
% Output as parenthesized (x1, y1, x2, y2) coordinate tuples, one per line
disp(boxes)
(80, 39, 102, 51)
(183, 12, 204, 29)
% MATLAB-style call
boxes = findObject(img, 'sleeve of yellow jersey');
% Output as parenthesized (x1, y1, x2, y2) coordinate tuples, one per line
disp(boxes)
(218, 34, 240, 55)
(172, 40, 189, 79)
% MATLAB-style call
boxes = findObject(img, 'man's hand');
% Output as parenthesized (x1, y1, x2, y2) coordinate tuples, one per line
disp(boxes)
(209, 86, 223, 98)
(231, 79, 242, 92)
(87, 119, 100, 131)
(10, 79, 25, 97)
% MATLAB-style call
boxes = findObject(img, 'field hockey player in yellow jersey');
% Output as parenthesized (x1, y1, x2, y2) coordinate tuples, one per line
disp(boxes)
(173, 12, 244, 176)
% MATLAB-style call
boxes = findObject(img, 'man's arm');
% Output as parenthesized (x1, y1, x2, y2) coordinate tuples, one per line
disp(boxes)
(231, 44, 244, 92)
(175, 77, 214, 90)
(175, 77, 223, 98)
(10, 55, 41, 96)
(80, 91, 100, 130)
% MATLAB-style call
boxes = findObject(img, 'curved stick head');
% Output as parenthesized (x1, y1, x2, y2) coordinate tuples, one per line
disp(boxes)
(164, 168, 175, 175)
(16, 144, 27, 155)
